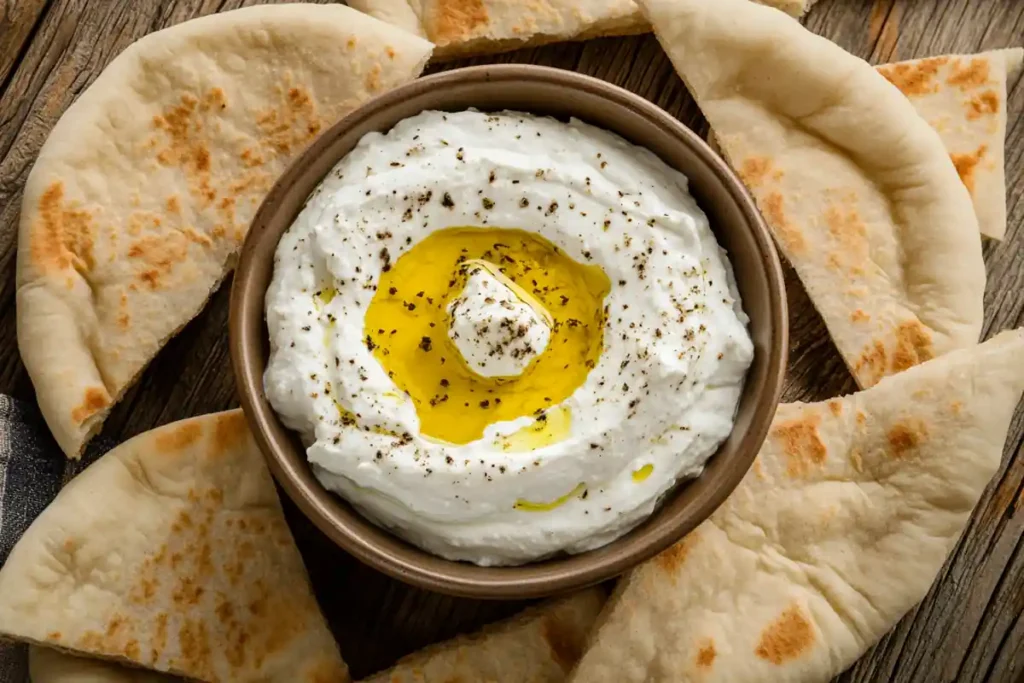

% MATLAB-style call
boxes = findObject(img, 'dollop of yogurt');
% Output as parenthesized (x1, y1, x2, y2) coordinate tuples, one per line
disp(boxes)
(447, 265, 551, 378)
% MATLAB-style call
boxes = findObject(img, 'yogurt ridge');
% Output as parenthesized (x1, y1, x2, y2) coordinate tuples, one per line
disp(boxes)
(264, 110, 754, 566)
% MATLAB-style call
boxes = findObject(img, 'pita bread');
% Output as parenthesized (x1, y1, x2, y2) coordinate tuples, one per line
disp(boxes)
(16, 5, 433, 459)
(362, 588, 605, 682)
(710, 48, 1021, 241)
(570, 328, 1024, 683)
(348, 0, 819, 60)
(877, 48, 1023, 240)
(641, 0, 984, 389)
(0, 411, 347, 683)
(29, 646, 177, 683)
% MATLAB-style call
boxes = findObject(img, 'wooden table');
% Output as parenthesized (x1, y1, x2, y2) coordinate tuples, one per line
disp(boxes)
(1, 0, 1022, 681)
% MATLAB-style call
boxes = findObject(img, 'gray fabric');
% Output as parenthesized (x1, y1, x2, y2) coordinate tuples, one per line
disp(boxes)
(0, 395, 114, 683)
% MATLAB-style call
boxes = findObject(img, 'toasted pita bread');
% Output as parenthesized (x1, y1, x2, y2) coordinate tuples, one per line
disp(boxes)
(878, 48, 1023, 240)
(362, 588, 605, 682)
(348, 0, 819, 59)
(16, 5, 433, 459)
(29, 647, 177, 683)
(641, 0, 984, 389)
(570, 329, 1024, 682)
(0, 411, 347, 683)
(710, 48, 1021, 241)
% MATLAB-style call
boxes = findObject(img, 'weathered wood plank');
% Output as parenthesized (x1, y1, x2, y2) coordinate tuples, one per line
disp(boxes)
(0, 0, 1021, 681)
(0, 0, 50, 94)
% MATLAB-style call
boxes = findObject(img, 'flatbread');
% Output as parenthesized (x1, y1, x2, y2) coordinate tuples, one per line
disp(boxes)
(362, 588, 605, 682)
(29, 647, 177, 683)
(0, 411, 347, 683)
(570, 328, 1024, 682)
(877, 48, 1023, 240)
(709, 48, 1022, 240)
(347, 0, 820, 59)
(16, 5, 433, 459)
(641, 0, 984, 389)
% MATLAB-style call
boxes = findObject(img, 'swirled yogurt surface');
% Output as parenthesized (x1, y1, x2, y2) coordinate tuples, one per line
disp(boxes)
(264, 110, 754, 566)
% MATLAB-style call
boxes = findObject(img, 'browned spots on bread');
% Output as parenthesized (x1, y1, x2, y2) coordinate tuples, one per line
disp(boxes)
(166, 195, 181, 214)
(241, 147, 265, 167)
(887, 418, 928, 458)
(951, 144, 988, 195)
(966, 90, 1000, 120)
(947, 57, 991, 90)
(117, 290, 131, 330)
(31, 181, 96, 275)
(739, 156, 774, 188)
(151, 613, 168, 665)
(105, 614, 126, 637)
(155, 420, 203, 454)
(755, 604, 815, 665)
(761, 192, 805, 254)
(72, 616, 149, 666)
(850, 309, 870, 323)
(429, 0, 489, 44)
(76, 630, 104, 651)
(202, 87, 227, 111)
(877, 56, 948, 96)
(131, 576, 159, 604)
(46, 631, 61, 641)
(855, 339, 888, 386)
(696, 639, 717, 669)
(212, 411, 248, 459)
(891, 320, 934, 373)
(828, 400, 843, 416)
(771, 413, 827, 477)
(950, 400, 962, 415)
(257, 85, 323, 157)
(366, 63, 383, 92)
(655, 531, 700, 576)
(71, 386, 110, 425)
(177, 618, 215, 680)
(128, 229, 191, 290)
(541, 612, 583, 672)
(153, 94, 213, 178)
(824, 198, 868, 272)
(386, 46, 397, 60)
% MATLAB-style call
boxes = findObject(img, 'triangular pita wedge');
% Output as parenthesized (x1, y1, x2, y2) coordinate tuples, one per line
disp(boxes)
(570, 329, 1024, 682)
(640, 0, 984, 389)
(348, 0, 820, 59)
(362, 588, 605, 682)
(710, 48, 1022, 240)
(0, 411, 348, 683)
(878, 48, 1023, 240)
(29, 646, 178, 683)
(16, 5, 433, 459)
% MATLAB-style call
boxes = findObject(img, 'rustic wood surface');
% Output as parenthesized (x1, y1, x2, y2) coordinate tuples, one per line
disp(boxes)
(1, 0, 1022, 680)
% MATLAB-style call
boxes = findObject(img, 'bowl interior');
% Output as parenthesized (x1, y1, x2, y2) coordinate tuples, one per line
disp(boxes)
(230, 65, 787, 599)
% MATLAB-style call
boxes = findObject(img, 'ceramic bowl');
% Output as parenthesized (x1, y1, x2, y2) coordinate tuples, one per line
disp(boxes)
(230, 64, 788, 599)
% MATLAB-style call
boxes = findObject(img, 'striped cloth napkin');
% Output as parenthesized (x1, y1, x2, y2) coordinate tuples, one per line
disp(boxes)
(0, 395, 113, 683)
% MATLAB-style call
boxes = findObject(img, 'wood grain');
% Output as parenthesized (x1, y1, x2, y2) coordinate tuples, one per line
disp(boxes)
(0, 1, 1021, 681)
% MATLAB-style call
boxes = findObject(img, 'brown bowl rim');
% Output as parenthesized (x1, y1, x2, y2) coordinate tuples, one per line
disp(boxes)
(230, 64, 788, 599)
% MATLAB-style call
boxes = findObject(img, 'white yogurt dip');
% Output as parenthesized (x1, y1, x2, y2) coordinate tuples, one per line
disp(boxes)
(264, 110, 754, 566)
